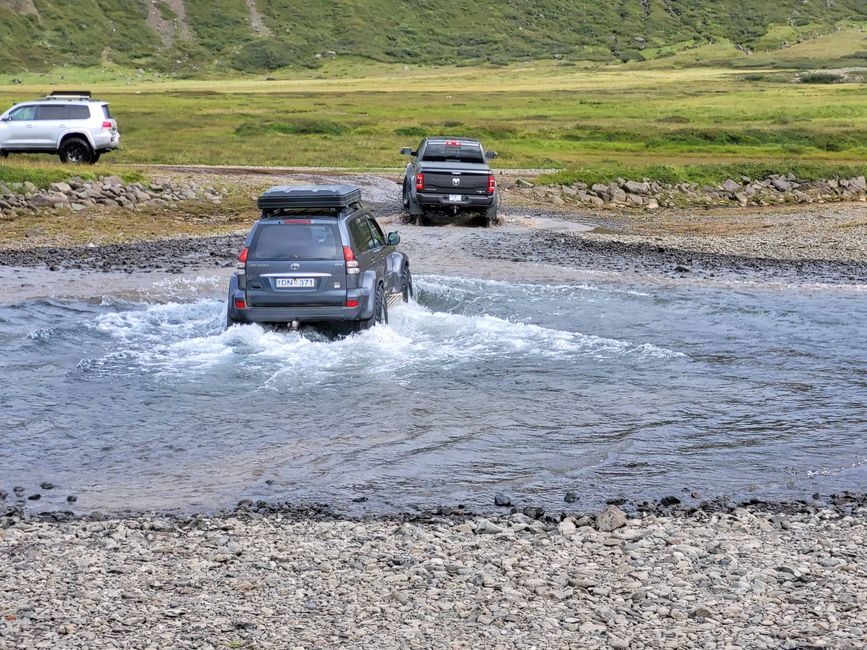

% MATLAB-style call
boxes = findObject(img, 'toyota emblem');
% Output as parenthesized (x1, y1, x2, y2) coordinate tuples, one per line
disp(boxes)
(452, 177, 461, 186)
(290, 263, 301, 270)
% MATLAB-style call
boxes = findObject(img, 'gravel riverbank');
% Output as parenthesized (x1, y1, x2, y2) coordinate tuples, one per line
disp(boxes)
(2, 501, 865, 649)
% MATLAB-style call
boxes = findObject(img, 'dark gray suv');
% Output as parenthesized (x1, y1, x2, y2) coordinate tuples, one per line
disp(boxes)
(226, 184, 412, 334)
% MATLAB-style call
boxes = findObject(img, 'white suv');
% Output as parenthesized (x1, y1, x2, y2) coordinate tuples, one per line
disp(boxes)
(0, 91, 120, 164)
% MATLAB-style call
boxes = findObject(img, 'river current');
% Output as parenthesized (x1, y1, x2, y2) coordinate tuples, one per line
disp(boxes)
(1, 274, 865, 514)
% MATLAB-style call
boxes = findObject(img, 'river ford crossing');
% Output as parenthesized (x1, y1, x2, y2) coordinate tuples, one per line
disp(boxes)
(1, 269, 865, 515)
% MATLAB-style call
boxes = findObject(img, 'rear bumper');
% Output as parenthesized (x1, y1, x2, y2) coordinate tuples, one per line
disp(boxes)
(93, 133, 120, 152)
(228, 286, 371, 324)
(417, 192, 495, 210)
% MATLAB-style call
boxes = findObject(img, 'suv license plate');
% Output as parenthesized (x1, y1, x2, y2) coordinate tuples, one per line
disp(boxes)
(276, 278, 315, 289)
(448, 194, 462, 202)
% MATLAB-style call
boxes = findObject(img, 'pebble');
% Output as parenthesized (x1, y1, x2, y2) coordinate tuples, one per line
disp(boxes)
(493, 494, 511, 507)
(0, 505, 864, 647)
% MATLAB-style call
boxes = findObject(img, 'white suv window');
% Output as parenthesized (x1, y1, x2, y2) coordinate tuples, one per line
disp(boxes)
(37, 105, 66, 120)
(8, 105, 37, 121)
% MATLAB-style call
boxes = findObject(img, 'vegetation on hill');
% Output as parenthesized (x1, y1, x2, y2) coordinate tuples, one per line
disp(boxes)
(0, 0, 865, 74)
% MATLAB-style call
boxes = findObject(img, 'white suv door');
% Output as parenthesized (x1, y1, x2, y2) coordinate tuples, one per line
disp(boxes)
(33, 104, 68, 149)
(0, 104, 39, 149)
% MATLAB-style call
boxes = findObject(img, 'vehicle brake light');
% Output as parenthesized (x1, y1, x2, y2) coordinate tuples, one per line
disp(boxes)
(282, 219, 312, 224)
(234, 298, 247, 310)
(346, 299, 359, 308)
(102, 121, 113, 130)
(344, 246, 360, 275)
(239, 247, 248, 263)
(416, 173, 425, 191)
(446, 141, 460, 146)
(488, 175, 496, 194)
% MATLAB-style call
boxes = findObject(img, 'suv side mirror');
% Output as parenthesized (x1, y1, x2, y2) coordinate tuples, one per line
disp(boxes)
(485, 151, 498, 159)
(400, 147, 412, 156)
(387, 231, 400, 246)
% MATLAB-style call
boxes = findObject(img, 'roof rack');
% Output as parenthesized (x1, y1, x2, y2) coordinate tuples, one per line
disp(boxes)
(257, 184, 362, 212)
(44, 91, 92, 101)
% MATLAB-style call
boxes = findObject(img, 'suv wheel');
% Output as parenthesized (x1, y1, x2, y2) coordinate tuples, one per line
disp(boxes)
(59, 138, 93, 164)
(401, 267, 413, 302)
(90, 152, 101, 164)
(355, 284, 388, 332)
(0, 150, 8, 159)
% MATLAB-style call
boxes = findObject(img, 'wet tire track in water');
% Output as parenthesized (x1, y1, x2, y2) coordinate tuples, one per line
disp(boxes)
(1, 275, 865, 514)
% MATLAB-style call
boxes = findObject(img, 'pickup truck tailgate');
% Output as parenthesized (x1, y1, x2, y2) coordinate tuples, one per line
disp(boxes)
(423, 170, 489, 194)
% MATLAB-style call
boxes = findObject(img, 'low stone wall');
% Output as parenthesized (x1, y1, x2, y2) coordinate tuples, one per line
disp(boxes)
(0, 176, 224, 215)
(513, 174, 867, 209)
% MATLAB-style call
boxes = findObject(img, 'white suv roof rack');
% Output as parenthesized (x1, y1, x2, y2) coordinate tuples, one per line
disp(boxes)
(44, 90, 93, 101)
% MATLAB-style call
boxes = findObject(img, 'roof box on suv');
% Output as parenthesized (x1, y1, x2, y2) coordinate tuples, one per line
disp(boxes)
(257, 184, 362, 212)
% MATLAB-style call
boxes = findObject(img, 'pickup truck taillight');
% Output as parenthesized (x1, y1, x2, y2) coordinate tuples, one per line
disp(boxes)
(416, 173, 425, 191)
(344, 246, 360, 275)
(488, 175, 496, 194)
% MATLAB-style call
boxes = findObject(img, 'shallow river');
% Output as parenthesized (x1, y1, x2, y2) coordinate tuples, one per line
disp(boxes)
(1, 273, 865, 514)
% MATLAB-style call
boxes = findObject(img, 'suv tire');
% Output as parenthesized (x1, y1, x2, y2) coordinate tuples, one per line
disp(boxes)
(354, 283, 388, 332)
(0, 150, 8, 159)
(59, 137, 93, 164)
(401, 267, 413, 302)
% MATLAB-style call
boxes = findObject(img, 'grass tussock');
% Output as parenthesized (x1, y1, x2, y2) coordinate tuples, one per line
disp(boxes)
(0, 160, 144, 190)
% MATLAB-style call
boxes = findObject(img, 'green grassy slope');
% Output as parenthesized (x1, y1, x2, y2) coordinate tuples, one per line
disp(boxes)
(0, 0, 865, 74)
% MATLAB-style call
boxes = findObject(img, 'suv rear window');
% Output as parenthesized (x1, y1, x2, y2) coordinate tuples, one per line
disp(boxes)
(102, 105, 113, 119)
(67, 105, 91, 119)
(421, 143, 484, 164)
(249, 223, 341, 261)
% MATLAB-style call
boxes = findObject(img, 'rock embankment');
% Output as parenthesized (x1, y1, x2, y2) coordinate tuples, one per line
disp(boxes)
(515, 174, 867, 209)
(1, 503, 865, 648)
(0, 176, 224, 215)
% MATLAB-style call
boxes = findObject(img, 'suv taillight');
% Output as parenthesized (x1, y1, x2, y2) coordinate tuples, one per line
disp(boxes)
(416, 173, 425, 191)
(344, 246, 359, 275)
(102, 121, 113, 130)
(488, 175, 496, 194)
(237, 247, 248, 272)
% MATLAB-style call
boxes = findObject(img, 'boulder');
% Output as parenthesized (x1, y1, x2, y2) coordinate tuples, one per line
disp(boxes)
(722, 179, 740, 193)
(771, 178, 792, 192)
(609, 186, 627, 203)
(102, 175, 123, 187)
(623, 180, 650, 195)
(852, 176, 867, 191)
(590, 183, 609, 195)
(596, 505, 627, 532)
(515, 179, 534, 188)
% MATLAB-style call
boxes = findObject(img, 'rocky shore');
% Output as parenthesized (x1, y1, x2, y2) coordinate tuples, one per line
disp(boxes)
(2, 499, 865, 649)
(515, 173, 867, 210)
(0, 176, 225, 215)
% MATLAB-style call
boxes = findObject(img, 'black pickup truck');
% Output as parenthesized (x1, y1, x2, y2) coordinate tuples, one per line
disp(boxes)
(400, 137, 499, 226)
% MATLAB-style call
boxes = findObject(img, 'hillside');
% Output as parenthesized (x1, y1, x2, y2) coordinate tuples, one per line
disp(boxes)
(0, 0, 865, 75)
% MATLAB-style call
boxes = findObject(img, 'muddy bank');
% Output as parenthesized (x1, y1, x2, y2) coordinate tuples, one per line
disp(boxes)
(472, 227, 867, 285)
(2, 214, 865, 286)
